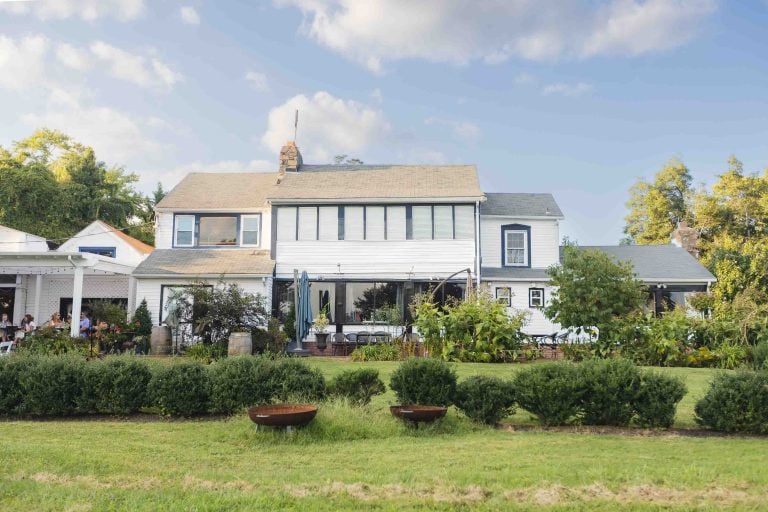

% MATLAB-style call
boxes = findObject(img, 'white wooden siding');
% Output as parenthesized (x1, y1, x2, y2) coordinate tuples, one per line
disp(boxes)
(318, 207, 337, 241)
(155, 212, 174, 249)
(275, 240, 475, 279)
(480, 217, 560, 269)
(135, 277, 272, 326)
(486, 281, 559, 335)
(386, 207, 406, 240)
(57, 222, 146, 266)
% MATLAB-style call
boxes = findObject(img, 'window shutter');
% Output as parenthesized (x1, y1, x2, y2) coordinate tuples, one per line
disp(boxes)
(386, 206, 406, 240)
(366, 206, 385, 240)
(345, 206, 364, 240)
(277, 207, 297, 241)
(454, 205, 474, 240)
(318, 207, 338, 241)
(298, 207, 318, 240)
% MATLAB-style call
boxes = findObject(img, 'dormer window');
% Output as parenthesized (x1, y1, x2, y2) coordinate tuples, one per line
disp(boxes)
(502, 224, 530, 267)
(173, 213, 262, 247)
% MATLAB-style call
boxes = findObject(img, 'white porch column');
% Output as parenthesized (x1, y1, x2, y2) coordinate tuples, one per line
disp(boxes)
(33, 274, 43, 323)
(70, 266, 84, 337)
(127, 276, 137, 320)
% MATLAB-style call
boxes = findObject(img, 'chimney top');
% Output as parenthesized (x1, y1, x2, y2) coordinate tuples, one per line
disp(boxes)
(671, 220, 699, 258)
(278, 141, 302, 181)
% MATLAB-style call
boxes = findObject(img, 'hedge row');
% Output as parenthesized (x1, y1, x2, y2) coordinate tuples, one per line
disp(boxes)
(389, 358, 687, 427)
(695, 371, 768, 434)
(0, 355, 352, 417)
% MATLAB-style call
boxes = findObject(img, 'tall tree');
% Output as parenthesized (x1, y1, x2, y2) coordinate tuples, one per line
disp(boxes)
(623, 158, 693, 244)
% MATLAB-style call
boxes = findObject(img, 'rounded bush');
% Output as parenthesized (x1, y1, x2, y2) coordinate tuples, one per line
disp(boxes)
(149, 361, 211, 416)
(389, 358, 457, 406)
(514, 363, 584, 426)
(579, 358, 641, 426)
(455, 375, 516, 425)
(18, 355, 86, 416)
(0, 355, 40, 415)
(209, 356, 275, 413)
(328, 368, 386, 406)
(695, 371, 768, 434)
(633, 372, 686, 428)
(270, 358, 326, 402)
(79, 358, 152, 415)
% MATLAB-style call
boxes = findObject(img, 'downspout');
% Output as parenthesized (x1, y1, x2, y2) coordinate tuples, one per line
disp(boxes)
(475, 200, 481, 288)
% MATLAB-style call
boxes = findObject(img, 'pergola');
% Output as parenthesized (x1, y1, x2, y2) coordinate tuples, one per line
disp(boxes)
(0, 252, 136, 337)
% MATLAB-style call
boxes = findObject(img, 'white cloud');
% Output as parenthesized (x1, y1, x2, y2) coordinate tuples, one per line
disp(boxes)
(90, 41, 181, 90)
(21, 86, 170, 165)
(278, 0, 716, 71)
(180, 6, 200, 25)
(370, 88, 383, 103)
(542, 82, 594, 97)
(0, 0, 145, 21)
(245, 71, 269, 92)
(0, 35, 48, 90)
(261, 91, 389, 161)
(55, 43, 90, 70)
(424, 117, 481, 143)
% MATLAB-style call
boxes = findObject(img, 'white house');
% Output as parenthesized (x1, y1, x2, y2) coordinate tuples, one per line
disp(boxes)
(135, 140, 716, 341)
(0, 221, 152, 336)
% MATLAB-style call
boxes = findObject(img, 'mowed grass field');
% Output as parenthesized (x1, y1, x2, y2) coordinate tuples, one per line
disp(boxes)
(1, 358, 767, 511)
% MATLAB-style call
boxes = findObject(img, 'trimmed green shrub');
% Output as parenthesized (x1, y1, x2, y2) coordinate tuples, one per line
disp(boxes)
(695, 371, 768, 434)
(579, 358, 640, 426)
(185, 342, 227, 364)
(270, 358, 326, 402)
(209, 356, 275, 413)
(389, 358, 457, 406)
(18, 355, 86, 416)
(750, 341, 768, 371)
(350, 344, 401, 362)
(79, 357, 152, 414)
(328, 368, 386, 406)
(455, 375, 516, 425)
(0, 355, 40, 415)
(148, 361, 211, 416)
(633, 372, 686, 428)
(514, 363, 584, 426)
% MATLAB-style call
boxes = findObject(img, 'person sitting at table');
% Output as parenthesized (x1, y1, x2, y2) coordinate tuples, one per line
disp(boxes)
(16, 314, 36, 340)
(0, 313, 9, 341)
(79, 311, 91, 338)
(46, 312, 63, 329)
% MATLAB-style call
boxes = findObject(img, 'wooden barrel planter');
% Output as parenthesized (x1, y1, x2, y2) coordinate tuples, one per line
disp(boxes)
(390, 405, 447, 425)
(150, 326, 171, 355)
(248, 404, 318, 431)
(228, 331, 253, 356)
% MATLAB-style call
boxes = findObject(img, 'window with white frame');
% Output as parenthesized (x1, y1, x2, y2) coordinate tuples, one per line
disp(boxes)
(495, 287, 511, 307)
(174, 215, 195, 247)
(240, 214, 261, 246)
(529, 288, 544, 308)
(504, 230, 528, 266)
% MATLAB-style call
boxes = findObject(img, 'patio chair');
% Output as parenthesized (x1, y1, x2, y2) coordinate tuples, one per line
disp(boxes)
(373, 331, 390, 344)
(331, 333, 347, 356)
(0, 341, 13, 356)
(356, 331, 371, 345)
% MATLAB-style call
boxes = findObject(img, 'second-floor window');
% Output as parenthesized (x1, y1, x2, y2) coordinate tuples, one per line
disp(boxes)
(502, 224, 530, 267)
(174, 214, 260, 247)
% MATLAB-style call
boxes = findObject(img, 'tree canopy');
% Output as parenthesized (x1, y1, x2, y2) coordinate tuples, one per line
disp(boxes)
(0, 129, 155, 244)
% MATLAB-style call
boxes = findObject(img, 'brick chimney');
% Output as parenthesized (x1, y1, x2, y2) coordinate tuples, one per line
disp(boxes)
(671, 221, 699, 258)
(278, 141, 302, 182)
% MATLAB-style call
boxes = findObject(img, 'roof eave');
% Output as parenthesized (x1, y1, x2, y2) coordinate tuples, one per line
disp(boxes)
(480, 214, 565, 220)
(133, 273, 273, 278)
(268, 196, 485, 205)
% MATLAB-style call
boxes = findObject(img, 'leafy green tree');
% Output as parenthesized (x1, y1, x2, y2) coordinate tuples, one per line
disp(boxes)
(132, 299, 153, 337)
(623, 158, 693, 244)
(545, 245, 646, 344)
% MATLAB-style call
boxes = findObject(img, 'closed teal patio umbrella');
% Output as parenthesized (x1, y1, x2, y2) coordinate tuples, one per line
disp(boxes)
(296, 271, 313, 347)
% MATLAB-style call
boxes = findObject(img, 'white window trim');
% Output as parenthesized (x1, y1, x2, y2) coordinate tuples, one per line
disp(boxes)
(240, 214, 261, 247)
(504, 230, 528, 267)
(174, 214, 195, 247)
(529, 288, 544, 308)
(495, 287, 512, 307)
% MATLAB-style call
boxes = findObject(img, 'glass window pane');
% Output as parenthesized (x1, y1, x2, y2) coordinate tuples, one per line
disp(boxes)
(174, 215, 194, 246)
(505, 230, 527, 265)
(345, 206, 364, 240)
(345, 282, 376, 323)
(277, 207, 297, 241)
(412, 206, 432, 240)
(199, 216, 237, 245)
(374, 282, 403, 323)
(298, 207, 318, 241)
(242, 216, 259, 230)
(176, 231, 193, 246)
(454, 205, 474, 239)
(433, 205, 453, 239)
(366, 206, 385, 240)
(386, 206, 406, 240)
(241, 215, 260, 246)
(310, 282, 336, 324)
(318, 207, 338, 241)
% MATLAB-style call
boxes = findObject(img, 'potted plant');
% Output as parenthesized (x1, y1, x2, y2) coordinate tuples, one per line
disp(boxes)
(313, 307, 330, 350)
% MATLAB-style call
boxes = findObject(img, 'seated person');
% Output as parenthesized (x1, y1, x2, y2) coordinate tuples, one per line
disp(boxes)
(46, 312, 64, 329)
(0, 313, 9, 342)
(79, 312, 91, 338)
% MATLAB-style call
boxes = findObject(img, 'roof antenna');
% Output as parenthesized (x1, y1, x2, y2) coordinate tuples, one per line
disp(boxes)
(293, 109, 299, 142)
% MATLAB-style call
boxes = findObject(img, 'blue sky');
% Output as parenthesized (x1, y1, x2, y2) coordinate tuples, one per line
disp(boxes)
(1, 0, 767, 244)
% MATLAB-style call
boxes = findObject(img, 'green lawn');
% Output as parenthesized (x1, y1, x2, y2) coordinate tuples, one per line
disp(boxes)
(1, 359, 766, 511)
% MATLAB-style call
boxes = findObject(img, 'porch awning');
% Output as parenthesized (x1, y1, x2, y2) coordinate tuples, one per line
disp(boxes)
(0, 252, 135, 276)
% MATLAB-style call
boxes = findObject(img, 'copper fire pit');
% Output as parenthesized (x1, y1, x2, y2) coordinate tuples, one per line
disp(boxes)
(248, 404, 318, 430)
(390, 405, 447, 423)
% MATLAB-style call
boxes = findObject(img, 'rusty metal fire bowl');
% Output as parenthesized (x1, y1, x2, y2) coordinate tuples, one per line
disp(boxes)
(248, 404, 318, 429)
(390, 405, 447, 423)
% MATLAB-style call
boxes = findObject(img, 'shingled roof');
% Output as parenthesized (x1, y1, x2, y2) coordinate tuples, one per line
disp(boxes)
(133, 249, 274, 276)
(481, 193, 563, 218)
(571, 245, 716, 282)
(156, 172, 279, 210)
(268, 165, 483, 202)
